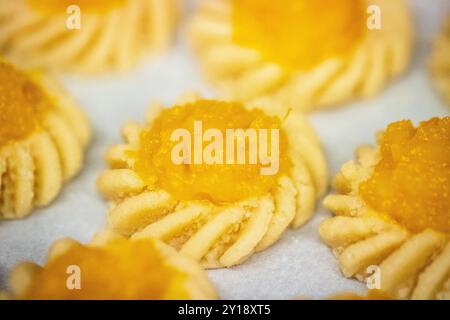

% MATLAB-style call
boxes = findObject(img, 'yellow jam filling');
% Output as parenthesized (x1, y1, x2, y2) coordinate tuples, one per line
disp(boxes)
(231, 0, 367, 71)
(0, 61, 52, 148)
(23, 239, 190, 300)
(27, 0, 126, 14)
(360, 118, 450, 233)
(132, 100, 291, 203)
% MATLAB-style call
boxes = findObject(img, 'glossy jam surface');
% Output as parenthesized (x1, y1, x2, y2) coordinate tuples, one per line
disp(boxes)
(231, 0, 366, 71)
(132, 100, 291, 203)
(27, 0, 126, 14)
(0, 61, 51, 147)
(360, 118, 450, 233)
(23, 239, 189, 300)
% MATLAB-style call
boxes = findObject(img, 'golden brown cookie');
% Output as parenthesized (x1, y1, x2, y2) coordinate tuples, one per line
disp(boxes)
(326, 292, 394, 300)
(8, 233, 216, 299)
(189, 0, 413, 111)
(0, 0, 179, 73)
(97, 92, 327, 268)
(429, 13, 450, 107)
(0, 59, 90, 219)
(320, 117, 450, 300)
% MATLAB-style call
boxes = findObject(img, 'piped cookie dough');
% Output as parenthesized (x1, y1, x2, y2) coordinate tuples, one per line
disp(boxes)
(320, 117, 450, 300)
(0, 0, 179, 73)
(429, 13, 450, 108)
(0, 59, 90, 219)
(97, 92, 327, 268)
(0, 59, 91, 219)
(8, 234, 216, 300)
(189, 0, 413, 111)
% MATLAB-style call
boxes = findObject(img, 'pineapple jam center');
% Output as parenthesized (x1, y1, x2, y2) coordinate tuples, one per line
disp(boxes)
(132, 100, 291, 203)
(0, 61, 52, 148)
(360, 118, 450, 234)
(231, 0, 367, 71)
(329, 291, 393, 300)
(23, 239, 189, 300)
(27, 0, 126, 14)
